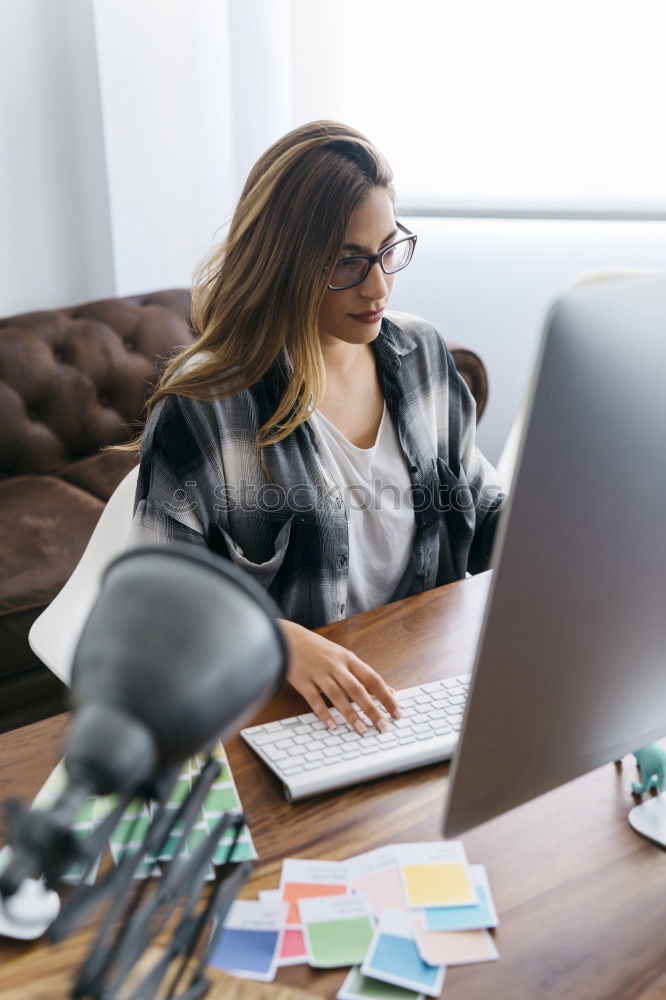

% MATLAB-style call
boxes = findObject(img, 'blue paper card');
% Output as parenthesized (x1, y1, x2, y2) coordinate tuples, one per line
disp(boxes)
(424, 865, 498, 932)
(208, 899, 286, 982)
(361, 911, 445, 998)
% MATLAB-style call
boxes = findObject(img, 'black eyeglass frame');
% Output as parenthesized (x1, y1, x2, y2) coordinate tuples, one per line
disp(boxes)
(326, 221, 418, 291)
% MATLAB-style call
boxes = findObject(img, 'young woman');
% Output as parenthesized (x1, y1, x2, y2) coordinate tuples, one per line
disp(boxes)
(129, 121, 504, 736)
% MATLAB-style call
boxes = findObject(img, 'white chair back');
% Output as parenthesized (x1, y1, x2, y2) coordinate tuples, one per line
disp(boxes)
(28, 465, 139, 686)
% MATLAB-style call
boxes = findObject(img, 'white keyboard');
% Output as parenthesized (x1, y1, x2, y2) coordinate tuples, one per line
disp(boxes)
(241, 673, 470, 801)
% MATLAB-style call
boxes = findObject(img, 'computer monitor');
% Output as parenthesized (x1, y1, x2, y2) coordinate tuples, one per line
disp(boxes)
(443, 273, 666, 838)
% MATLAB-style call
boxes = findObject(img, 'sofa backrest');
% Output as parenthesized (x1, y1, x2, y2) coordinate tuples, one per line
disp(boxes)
(0, 290, 194, 476)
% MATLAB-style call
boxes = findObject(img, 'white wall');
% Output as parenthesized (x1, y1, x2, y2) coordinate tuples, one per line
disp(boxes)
(92, 0, 235, 296)
(0, 0, 235, 314)
(0, 0, 113, 315)
(390, 216, 666, 462)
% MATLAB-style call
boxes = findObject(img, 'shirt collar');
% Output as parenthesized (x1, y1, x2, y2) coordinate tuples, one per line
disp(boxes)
(373, 315, 418, 368)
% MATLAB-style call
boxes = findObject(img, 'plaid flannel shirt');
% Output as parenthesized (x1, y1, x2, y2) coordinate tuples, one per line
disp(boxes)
(131, 311, 505, 628)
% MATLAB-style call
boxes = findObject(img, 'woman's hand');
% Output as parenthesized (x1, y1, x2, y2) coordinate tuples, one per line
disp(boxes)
(277, 619, 401, 733)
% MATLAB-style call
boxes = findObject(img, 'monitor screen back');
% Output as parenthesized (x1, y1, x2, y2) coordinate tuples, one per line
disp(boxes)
(442, 274, 666, 838)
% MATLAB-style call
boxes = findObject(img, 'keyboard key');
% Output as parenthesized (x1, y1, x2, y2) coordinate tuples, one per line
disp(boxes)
(264, 722, 283, 732)
(253, 731, 287, 746)
(293, 735, 311, 745)
(275, 738, 295, 750)
(280, 718, 300, 728)
(294, 724, 313, 735)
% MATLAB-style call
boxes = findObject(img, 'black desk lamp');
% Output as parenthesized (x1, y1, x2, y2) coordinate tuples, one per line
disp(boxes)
(0, 545, 288, 998)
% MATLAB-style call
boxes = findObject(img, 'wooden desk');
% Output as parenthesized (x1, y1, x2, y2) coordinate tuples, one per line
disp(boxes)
(1, 572, 665, 999)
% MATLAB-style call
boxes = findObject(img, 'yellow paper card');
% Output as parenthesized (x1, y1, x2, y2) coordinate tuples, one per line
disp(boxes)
(403, 862, 476, 906)
(397, 842, 478, 908)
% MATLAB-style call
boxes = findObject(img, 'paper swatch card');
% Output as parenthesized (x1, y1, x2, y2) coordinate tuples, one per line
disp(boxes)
(208, 899, 287, 981)
(361, 910, 445, 998)
(259, 889, 281, 904)
(277, 927, 308, 966)
(28, 759, 117, 883)
(338, 966, 425, 999)
(279, 858, 348, 926)
(397, 841, 477, 908)
(424, 865, 498, 931)
(410, 915, 499, 966)
(154, 742, 256, 871)
(348, 846, 407, 915)
(299, 894, 374, 968)
(257, 893, 308, 966)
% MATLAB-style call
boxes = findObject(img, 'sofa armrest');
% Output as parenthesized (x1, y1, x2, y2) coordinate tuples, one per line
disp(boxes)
(446, 340, 488, 421)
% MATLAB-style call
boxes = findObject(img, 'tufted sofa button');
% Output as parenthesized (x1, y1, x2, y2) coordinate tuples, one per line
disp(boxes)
(124, 339, 136, 352)
(53, 349, 65, 363)
(27, 409, 38, 421)
(99, 394, 110, 407)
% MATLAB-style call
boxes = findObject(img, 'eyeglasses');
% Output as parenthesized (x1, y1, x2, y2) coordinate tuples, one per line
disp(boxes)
(326, 221, 418, 290)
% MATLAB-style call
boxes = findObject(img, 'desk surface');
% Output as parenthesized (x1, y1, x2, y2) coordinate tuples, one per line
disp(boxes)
(1, 572, 665, 999)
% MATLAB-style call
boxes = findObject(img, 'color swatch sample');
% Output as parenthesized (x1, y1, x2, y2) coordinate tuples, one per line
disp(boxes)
(361, 910, 445, 998)
(28, 760, 117, 883)
(299, 894, 374, 968)
(338, 966, 425, 999)
(27, 742, 255, 884)
(348, 846, 408, 915)
(397, 841, 477, 908)
(277, 927, 308, 966)
(280, 858, 349, 925)
(424, 865, 498, 931)
(410, 916, 499, 966)
(208, 899, 287, 981)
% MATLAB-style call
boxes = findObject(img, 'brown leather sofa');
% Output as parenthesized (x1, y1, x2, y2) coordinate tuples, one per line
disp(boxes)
(0, 290, 488, 733)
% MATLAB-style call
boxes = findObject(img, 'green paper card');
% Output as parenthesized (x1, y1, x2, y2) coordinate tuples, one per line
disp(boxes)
(299, 894, 374, 968)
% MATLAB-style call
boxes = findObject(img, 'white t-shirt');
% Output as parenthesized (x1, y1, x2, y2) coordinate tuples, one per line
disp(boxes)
(309, 403, 416, 617)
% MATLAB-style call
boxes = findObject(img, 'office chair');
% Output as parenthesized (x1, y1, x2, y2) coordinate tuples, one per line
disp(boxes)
(28, 465, 139, 687)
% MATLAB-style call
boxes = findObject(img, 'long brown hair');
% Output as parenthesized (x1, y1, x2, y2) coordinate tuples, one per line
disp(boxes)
(127, 121, 394, 454)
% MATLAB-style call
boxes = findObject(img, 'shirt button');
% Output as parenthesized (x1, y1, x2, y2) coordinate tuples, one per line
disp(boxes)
(339, 603, 346, 615)
(410, 464, 418, 474)
(340, 554, 348, 567)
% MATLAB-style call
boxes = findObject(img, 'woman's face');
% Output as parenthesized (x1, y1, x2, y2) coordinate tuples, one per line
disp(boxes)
(317, 186, 397, 348)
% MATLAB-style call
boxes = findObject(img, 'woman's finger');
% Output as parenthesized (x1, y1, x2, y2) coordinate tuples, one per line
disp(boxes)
(349, 659, 402, 719)
(336, 669, 393, 732)
(318, 676, 371, 734)
(298, 681, 338, 730)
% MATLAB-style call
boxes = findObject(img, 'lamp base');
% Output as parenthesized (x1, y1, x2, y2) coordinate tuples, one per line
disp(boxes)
(628, 791, 666, 847)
